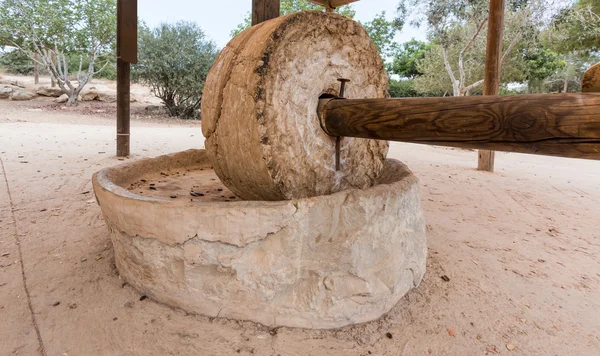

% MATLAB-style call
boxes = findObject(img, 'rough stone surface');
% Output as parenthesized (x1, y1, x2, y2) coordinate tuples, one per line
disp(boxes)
(93, 149, 427, 329)
(54, 94, 82, 103)
(201, 12, 389, 201)
(10, 89, 36, 101)
(583, 62, 600, 93)
(36, 86, 64, 97)
(81, 89, 117, 102)
(0, 87, 12, 99)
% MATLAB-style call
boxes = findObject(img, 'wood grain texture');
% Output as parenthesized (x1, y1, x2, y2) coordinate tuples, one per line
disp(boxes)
(321, 94, 600, 160)
(252, 0, 280, 25)
(117, 0, 137, 64)
(479, 0, 506, 171)
(116, 58, 130, 157)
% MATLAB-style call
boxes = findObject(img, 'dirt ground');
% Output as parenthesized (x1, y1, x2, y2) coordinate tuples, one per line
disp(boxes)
(0, 98, 599, 356)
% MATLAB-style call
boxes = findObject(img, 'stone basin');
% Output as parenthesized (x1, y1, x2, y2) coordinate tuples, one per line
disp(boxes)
(92, 149, 427, 329)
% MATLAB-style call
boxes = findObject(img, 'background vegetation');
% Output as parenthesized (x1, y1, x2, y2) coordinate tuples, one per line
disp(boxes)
(1, 0, 599, 113)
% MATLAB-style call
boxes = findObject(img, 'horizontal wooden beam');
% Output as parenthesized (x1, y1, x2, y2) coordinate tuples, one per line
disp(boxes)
(319, 94, 600, 160)
(307, 0, 359, 8)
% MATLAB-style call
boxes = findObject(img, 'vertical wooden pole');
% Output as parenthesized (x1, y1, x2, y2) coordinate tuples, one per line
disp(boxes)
(116, 58, 130, 157)
(116, 0, 137, 157)
(33, 53, 39, 85)
(252, 0, 280, 25)
(478, 0, 505, 172)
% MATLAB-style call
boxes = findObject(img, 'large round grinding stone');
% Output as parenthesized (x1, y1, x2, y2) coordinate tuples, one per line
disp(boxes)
(201, 11, 389, 201)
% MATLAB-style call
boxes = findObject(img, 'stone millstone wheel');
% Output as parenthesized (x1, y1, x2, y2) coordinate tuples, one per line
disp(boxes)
(201, 11, 389, 201)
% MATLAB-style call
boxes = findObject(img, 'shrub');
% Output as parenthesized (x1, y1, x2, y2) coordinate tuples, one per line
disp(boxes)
(134, 22, 218, 119)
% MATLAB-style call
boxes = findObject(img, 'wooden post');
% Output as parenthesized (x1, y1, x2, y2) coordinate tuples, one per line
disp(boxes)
(116, 0, 137, 157)
(252, 0, 280, 25)
(318, 93, 600, 160)
(33, 53, 39, 85)
(478, 0, 506, 172)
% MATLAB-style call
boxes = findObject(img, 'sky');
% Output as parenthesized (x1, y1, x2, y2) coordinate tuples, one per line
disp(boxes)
(138, 0, 427, 49)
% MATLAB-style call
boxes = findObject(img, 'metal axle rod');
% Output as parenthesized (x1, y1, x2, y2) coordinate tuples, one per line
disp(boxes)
(318, 93, 600, 160)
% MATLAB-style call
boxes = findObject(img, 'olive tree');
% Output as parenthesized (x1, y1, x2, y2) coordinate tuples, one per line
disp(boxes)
(133, 22, 218, 119)
(0, 0, 116, 106)
(399, 0, 547, 96)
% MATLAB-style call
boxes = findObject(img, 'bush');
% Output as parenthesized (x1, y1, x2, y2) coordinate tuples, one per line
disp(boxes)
(133, 22, 218, 119)
(388, 79, 446, 98)
(0, 49, 34, 75)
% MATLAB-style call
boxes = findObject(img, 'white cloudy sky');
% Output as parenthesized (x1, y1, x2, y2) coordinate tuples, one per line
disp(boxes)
(138, 0, 426, 48)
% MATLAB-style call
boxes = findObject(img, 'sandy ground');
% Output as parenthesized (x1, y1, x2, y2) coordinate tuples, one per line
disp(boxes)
(0, 98, 599, 356)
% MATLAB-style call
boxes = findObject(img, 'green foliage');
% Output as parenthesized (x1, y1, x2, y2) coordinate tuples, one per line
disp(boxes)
(399, 0, 546, 96)
(231, 0, 356, 37)
(0, 0, 117, 105)
(388, 78, 445, 97)
(388, 39, 431, 78)
(359, 12, 401, 55)
(523, 48, 566, 81)
(543, 0, 600, 54)
(0, 49, 34, 74)
(134, 22, 219, 119)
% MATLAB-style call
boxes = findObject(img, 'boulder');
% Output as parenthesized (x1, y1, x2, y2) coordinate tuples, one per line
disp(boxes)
(0, 79, 25, 88)
(0, 87, 13, 99)
(37, 86, 64, 97)
(55, 94, 83, 103)
(80, 91, 99, 101)
(10, 89, 36, 101)
(96, 91, 116, 103)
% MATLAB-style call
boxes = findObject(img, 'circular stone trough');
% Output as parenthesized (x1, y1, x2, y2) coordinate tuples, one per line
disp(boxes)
(92, 149, 427, 329)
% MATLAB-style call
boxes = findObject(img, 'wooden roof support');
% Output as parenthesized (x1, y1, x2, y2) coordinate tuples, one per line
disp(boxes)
(252, 0, 281, 25)
(116, 0, 137, 157)
(478, 0, 506, 172)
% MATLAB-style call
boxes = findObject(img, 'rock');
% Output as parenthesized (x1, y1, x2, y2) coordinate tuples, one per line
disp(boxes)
(0, 79, 25, 88)
(93, 149, 427, 329)
(130, 94, 137, 103)
(201, 12, 389, 201)
(10, 89, 36, 101)
(36, 86, 63, 97)
(96, 91, 116, 103)
(54, 94, 82, 103)
(80, 91, 99, 101)
(0, 87, 13, 99)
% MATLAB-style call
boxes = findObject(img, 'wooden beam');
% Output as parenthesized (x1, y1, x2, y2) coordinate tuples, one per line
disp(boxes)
(252, 0, 280, 25)
(319, 94, 600, 160)
(478, 0, 506, 172)
(116, 0, 137, 157)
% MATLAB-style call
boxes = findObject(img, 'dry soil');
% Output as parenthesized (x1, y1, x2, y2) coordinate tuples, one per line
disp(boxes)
(0, 98, 599, 356)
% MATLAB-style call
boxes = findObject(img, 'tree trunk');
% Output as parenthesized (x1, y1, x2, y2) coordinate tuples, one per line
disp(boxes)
(51, 52, 57, 87)
(564, 76, 569, 93)
(34, 53, 39, 85)
(66, 93, 78, 107)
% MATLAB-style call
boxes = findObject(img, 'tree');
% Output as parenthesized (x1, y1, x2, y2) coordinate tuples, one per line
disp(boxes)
(133, 22, 218, 119)
(0, 0, 116, 106)
(388, 39, 431, 78)
(544, 0, 600, 54)
(361, 12, 402, 56)
(399, 0, 546, 96)
(231, 0, 356, 37)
